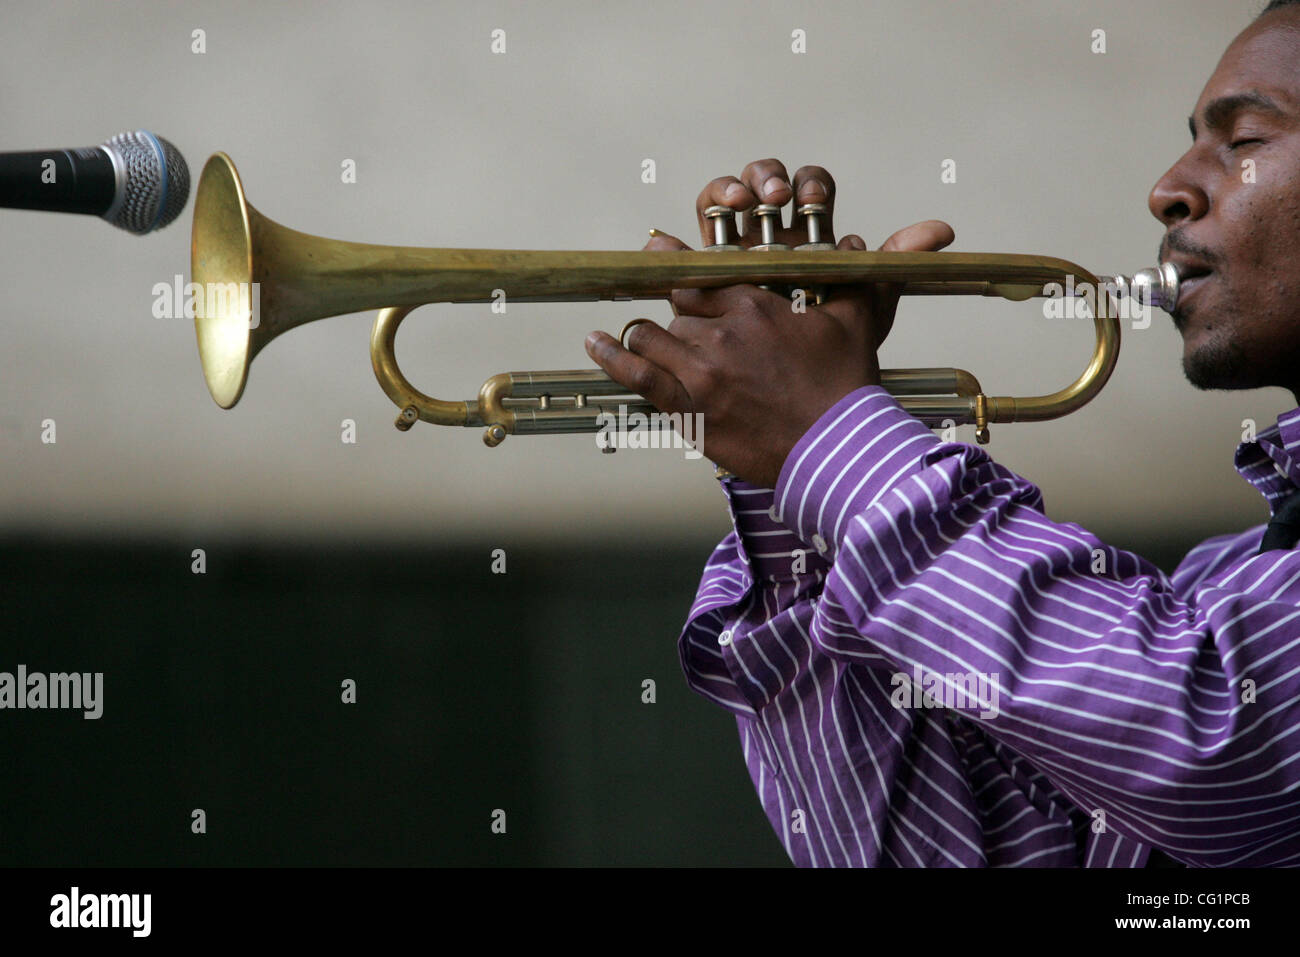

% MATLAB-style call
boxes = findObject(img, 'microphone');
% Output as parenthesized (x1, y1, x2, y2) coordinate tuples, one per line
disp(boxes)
(0, 130, 190, 234)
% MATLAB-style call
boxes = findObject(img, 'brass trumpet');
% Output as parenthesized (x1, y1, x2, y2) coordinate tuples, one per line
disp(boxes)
(190, 153, 1178, 446)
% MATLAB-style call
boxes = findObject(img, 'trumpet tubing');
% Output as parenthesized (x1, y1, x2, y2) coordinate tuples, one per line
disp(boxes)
(190, 153, 1177, 448)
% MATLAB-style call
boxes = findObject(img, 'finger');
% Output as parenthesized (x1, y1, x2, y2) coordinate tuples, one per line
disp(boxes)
(738, 159, 792, 239)
(584, 330, 693, 412)
(622, 315, 700, 372)
(642, 229, 692, 252)
(869, 221, 957, 333)
(879, 219, 955, 253)
(813, 235, 872, 321)
(671, 283, 775, 319)
(641, 230, 691, 317)
(695, 176, 755, 247)
(791, 165, 837, 243)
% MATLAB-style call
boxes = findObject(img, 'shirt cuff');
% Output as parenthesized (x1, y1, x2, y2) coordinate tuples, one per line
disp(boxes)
(720, 478, 832, 581)
(772, 386, 948, 560)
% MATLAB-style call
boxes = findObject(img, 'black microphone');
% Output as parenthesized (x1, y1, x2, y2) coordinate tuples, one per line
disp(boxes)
(0, 130, 190, 234)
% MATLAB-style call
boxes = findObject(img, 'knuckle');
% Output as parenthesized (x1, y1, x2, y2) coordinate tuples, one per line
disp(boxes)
(708, 321, 738, 350)
(669, 289, 699, 314)
(629, 364, 659, 396)
(693, 361, 722, 396)
(742, 158, 779, 181)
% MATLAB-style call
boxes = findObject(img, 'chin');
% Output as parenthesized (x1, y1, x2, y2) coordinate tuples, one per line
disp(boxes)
(1180, 329, 1253, 390)
(1182, 345, 1264, 391)
(1176, 304, 1256, 390)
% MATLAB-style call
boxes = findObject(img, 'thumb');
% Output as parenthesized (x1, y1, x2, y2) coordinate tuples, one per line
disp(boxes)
(879, 219, 955, 253)
(642, 228, 692, 251)
(643, 229, 692, 316)
(872, 220, 956, 329)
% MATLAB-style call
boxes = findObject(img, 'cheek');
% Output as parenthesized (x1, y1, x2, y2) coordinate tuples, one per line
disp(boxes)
(1220, 171, 1300, 303)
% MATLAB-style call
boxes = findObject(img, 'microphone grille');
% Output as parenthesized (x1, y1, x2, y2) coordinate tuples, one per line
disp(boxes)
(101, 130, 191, 234)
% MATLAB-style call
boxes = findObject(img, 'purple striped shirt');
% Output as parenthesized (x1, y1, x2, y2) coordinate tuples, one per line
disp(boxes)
(679, 386, 1300, 867)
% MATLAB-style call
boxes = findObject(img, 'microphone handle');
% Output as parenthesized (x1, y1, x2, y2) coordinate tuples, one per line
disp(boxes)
(0, 147, 117, 215)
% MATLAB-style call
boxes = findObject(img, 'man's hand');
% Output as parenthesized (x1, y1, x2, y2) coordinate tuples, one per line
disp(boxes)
(584, 159, 954, 487)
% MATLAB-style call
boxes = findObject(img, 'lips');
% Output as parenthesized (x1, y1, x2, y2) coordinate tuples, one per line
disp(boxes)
(1164, 259, 1215, 310)
(1177, 267, 1213, 306)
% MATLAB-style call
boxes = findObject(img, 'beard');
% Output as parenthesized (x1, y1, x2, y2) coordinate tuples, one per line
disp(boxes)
(1182, 335, 1252, 390)
(1175, 308, 1253, 395)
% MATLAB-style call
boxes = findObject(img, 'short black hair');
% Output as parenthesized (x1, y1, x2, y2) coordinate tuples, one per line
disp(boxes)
(1261, 0, 1300, 15)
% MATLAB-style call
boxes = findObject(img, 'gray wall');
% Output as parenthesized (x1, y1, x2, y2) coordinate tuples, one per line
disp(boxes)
(0, 0, 1283, 546)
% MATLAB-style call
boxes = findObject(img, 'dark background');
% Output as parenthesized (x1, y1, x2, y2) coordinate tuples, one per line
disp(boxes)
(0, 531, 1205, 866)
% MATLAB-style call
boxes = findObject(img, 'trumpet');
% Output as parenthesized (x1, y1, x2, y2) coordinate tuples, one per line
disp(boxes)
(190, 153, 1178, 447)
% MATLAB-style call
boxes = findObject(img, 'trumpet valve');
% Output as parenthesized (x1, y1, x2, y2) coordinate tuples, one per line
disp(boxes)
(703, 205, 742, 251)
(792, 203, 833, 303)
(794, 203, 835, 251)
(748, 204, 790, 251)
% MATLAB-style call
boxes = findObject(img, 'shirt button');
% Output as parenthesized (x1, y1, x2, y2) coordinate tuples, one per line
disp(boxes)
(811, 533, 829, 554)
(718, 629, 733, 646)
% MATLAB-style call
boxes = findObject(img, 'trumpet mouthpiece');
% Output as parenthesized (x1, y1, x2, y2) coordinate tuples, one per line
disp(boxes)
(1111, 262, 1180, 313)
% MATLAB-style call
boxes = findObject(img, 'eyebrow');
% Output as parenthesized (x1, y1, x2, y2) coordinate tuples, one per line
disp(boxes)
(1188, 90, 1286, 139)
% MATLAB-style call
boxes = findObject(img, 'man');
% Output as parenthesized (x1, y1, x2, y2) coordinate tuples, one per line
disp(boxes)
(584, 2, 1300, 866)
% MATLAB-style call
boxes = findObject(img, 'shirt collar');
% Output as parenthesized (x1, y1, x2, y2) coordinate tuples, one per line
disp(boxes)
(1235, 407, 1300, 508)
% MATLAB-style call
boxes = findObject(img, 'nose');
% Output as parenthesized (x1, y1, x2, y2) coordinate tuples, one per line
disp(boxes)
(1148, 153, 1209, 227)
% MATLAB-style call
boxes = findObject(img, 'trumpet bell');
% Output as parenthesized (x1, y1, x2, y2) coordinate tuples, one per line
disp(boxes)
(191, 152, 257, 409)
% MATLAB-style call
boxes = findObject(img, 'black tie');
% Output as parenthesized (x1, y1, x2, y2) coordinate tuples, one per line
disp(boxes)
(1259, 488, 1300, 553)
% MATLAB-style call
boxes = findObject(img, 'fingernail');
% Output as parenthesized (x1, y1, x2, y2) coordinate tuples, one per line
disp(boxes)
(723, 182, 746, 202)
(762, 176, 788, 198)
(585, 331, 603, 351)
(800, 181, 827, 200)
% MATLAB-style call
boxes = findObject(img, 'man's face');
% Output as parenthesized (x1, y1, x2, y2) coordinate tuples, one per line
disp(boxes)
(1148, 9, 1300, 394)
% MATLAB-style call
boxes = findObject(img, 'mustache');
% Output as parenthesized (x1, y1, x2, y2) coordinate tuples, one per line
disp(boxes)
(1159, 230, 1219, 269)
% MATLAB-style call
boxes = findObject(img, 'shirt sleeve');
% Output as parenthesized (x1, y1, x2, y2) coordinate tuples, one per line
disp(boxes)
(676, 478, 833, 717)
(761, 385, 1300, 866)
